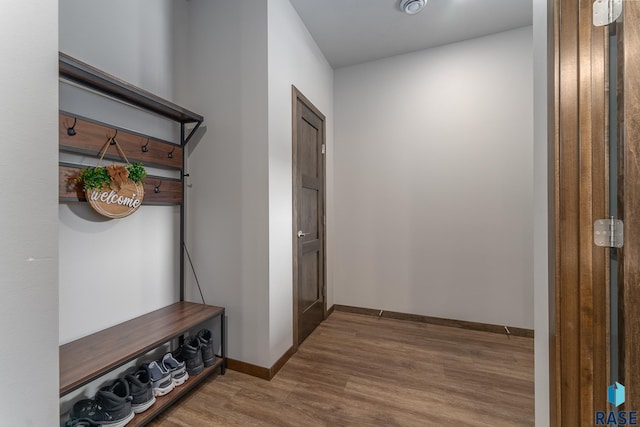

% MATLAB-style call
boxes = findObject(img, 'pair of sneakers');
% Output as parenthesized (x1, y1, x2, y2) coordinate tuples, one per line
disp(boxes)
(67, 378, 135, 427)
(179, 329, 216, 376)
(143, 352, 189, 398)
(63, 353, 185, 427)
(64, 365, 158, 427)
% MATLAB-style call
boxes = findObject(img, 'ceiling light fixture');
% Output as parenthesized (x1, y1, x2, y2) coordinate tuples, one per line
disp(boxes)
(400, 0, 427, 15)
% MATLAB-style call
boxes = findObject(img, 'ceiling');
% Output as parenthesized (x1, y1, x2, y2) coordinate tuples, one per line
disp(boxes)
(288, 0, 533, 69)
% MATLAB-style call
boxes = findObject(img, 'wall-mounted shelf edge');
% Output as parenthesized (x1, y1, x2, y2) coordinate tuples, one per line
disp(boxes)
(59, 52, 203, 145)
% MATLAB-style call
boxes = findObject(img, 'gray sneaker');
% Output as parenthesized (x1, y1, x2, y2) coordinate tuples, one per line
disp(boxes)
(161, 352, 189, 386)
(180, 335, 204, 375)
(143, 360, 174, 397)
(197, 329, 217, 367)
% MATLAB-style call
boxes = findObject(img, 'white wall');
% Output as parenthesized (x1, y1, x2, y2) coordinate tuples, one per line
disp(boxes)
(182, 0, 271, 367)
(533, 0, 550, 423)
(59, 0, 178, 100)
(267, 0, 334, 363)
(334, 26, 534, 329)
(180, 0, 334, 367)
(0, 2, 59, 425)
(58, 0, 333, 370)
(58, 0, 186, 342)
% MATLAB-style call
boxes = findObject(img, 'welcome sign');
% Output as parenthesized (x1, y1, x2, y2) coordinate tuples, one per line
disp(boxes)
(87, 181, 144, 219)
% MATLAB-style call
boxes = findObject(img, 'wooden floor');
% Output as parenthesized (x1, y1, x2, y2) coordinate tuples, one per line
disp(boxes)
(149, 311, 534, 426)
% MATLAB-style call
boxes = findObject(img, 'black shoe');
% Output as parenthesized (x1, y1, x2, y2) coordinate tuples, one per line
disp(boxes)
(125, 366, 156, 413)
(180, 335, 204, 375)
(62, 418, 101, 427)
(70, 378, 134, 427)
(196, 328, 216, 367)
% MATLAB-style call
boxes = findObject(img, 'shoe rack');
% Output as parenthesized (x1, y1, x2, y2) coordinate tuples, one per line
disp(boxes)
(58, 52, 226, 426)
(60, 302, 225, 426)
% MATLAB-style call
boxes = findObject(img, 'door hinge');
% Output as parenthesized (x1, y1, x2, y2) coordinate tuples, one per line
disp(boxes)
(594, 218, 623, 248)
(593, 0, 622, 27)
(321, 144, 326, 155)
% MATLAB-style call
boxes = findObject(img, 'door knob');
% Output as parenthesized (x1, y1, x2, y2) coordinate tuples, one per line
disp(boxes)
(297, 230, 308, 238)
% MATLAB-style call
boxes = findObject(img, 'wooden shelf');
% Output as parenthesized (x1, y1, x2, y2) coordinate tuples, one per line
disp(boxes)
(130, 358, 224, 427)
(59, 302, 224, 396)
(59, 52, 203, 126)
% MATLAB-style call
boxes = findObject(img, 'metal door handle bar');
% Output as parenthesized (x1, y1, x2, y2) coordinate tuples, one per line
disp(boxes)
(297, 230, 308, 238)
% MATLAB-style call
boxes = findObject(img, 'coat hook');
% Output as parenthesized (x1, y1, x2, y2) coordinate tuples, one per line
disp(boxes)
(67, 117, 77, 136)
(168, 146, 175, 159)
(154, 180, 162, 193)
(142, 138, 150, 153)
(109, 129, 118, 145)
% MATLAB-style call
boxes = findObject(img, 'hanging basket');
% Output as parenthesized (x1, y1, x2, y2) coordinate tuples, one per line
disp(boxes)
(77, 135, 147, 219)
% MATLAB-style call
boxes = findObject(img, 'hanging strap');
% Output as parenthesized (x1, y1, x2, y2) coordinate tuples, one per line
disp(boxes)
(96, 135, 131, 168)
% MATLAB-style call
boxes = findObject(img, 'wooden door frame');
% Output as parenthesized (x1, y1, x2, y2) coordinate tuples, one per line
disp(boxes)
(552, 0, 609, 424)
(292, 85, 327, 352)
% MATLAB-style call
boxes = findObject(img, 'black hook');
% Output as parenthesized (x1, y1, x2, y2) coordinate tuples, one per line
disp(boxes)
(142, 138, 150, 153)
(67, 117, 77, 136)
(109, 129, 118, 145)
(168, 146, 175, 159)
(154, 180, 162, 193)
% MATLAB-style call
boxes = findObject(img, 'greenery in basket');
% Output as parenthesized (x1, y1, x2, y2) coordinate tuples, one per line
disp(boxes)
(77, 162, 147, 191)
(127, 162, 147, 183)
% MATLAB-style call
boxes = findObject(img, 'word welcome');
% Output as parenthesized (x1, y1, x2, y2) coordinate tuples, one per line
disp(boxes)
(89, 189, 142, 208)
(595, 411, 639, 426)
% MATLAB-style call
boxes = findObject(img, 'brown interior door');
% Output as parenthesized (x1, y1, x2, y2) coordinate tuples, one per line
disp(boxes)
(292, 87, 326, 346)
(553, 0, 640, 423)
(553, 0, 609, 424)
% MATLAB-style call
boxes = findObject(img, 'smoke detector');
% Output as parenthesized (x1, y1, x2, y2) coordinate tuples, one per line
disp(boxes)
(400, 0, 427, 15)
